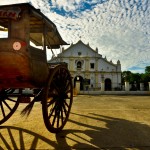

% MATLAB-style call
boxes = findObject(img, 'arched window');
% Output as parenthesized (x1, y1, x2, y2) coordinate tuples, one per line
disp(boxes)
(77, 61, 82, 68)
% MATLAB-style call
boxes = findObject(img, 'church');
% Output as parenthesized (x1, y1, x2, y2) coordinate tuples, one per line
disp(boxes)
(49, 40, 122, 91)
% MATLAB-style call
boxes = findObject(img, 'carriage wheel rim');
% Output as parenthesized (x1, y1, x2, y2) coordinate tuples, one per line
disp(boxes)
(0, 89, 19, 124)
(42, 65, 73, 133)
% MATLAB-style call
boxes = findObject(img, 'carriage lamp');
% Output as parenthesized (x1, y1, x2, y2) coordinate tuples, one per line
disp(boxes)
(13, 42, 21, 51)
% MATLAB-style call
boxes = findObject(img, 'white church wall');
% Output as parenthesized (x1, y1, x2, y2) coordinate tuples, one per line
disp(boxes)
(62, 43, 100, 59)
(118, 73, 122, 85)
(104, 74, 112, 80)
(98, 74, 102, 88)
(90, 73, 95, 87)
(98, 59, 116, 72)
(89, 59, 96, 71)
(49, 40, 122, 91)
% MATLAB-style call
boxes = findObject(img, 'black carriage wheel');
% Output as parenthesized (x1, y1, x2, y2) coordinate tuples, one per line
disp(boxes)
(42, 65, 73, 133)
(0, 89, 19, 124)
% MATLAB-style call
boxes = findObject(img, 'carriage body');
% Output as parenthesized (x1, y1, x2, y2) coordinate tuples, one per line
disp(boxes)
(0, 3, 66, 88)
(0, 38, 49, 88)
(0, 3, 73, 133)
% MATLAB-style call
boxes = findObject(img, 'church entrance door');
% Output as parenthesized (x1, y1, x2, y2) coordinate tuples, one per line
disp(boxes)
(105, 78, 112, 91)
(74, 76, 84, 90)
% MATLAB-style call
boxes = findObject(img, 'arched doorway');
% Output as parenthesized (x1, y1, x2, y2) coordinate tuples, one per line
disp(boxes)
(105, 78, 111, 91)
(74, 76, 84, 90)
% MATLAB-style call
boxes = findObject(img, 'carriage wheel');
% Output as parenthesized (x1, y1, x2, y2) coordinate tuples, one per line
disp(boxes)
(0, 89, 19, 124)
(42, 65, 73, 133)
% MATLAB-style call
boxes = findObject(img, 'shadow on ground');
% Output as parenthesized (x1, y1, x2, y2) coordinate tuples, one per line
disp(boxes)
(57, 113, 150, 150)
(1, 113, 150, 149)
(0, 125, 58, 149)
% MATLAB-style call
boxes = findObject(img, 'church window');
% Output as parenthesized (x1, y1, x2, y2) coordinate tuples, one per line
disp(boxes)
(77, 61, 82, 68)
(90, 63, 94, 69)
(78, 52, 82, 56)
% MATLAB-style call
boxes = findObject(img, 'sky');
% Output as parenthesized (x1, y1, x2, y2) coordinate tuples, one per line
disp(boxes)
(0, 0, 150, 73)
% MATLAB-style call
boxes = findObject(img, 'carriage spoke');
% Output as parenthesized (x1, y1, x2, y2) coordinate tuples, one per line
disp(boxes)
(64, 100, 69, 108)
(57, 79, 64, 92)
(64, 74, 70, 82)
(65, 89, 71, 96)
(0, 101, 5, 118)
(60, 107, 64, 125)
(48, 88, 59, 98)
(62, 69, 68, 78)
(62, 103, 67, 116)
(2, 100, 12, 111)
(56, 109, 61, 128)
(52, 107, 58, 126)
(0, 89, 19, 125)
(51, 82, 61, 93)
(48, 106, 55, 119)
(47, 97, 56, 107)
(6, 98, 17, 102)
(59, 69, 68, 82)
(48, 102, 57, 119)
(64, 81, 70, 91)
(62, 75, 69, 85)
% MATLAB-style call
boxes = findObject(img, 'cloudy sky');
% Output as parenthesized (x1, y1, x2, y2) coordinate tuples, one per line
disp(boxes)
(0, 0, 150, 73)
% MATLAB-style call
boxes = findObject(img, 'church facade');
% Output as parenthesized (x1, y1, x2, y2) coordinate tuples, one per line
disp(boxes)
(49, 40, 122, 91)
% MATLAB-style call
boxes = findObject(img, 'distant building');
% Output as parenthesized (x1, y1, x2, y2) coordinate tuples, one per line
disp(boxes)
(49, 40, 121, 91)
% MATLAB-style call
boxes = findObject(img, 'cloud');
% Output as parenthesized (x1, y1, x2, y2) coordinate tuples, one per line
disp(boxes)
(0, 0, 150, 73)
(51, 0, 150, 73)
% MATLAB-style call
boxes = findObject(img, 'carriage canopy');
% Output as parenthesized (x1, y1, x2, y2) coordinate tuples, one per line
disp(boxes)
(0, 3, 67, 49)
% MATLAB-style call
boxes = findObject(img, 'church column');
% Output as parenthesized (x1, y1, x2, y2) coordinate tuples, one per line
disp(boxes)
(95, 58, 98, 71)
(95, 73, 98, 88)
(101, 74, 105, 91)
(148, 82, 150, 91)
(69, 58, 74, 71)
(140, 83, 144, 91)
(84, 73, 90, 90)
(95, 58, 99, 88)
(125, 82, 129, 91)
(101, 81, 105, 91)
(85, 73, 89, 79)
(85, 58, 89, 71)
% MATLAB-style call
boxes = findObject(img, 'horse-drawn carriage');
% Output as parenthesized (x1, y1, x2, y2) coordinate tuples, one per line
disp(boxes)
(0, 3, 73, 133)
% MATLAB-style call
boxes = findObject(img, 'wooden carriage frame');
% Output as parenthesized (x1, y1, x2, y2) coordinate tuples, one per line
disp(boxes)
(0, 3, 73, 133)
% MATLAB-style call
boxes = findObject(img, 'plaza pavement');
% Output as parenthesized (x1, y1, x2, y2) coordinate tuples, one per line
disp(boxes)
(1, 95, 150, 150)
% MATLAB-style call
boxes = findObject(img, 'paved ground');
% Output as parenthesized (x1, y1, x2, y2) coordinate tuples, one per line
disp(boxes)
(1, 95, 150, 150)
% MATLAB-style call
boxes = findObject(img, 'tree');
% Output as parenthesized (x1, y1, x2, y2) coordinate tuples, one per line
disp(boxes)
(122, 71, 141, 90)
(121, 66, 150, 90)
(121, 71, 132, 82)
(144, 66, 150, 86)
(145, 66, 150, 74)
(141, 73, 150, 82)
(130, 73, 141, 83)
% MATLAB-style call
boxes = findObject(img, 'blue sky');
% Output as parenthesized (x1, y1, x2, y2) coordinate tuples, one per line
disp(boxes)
(0, 0, 150, 73)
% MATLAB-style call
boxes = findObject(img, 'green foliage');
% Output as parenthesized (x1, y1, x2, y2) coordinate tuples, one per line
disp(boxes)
(145, 66, 150, 74)
(141, 73, 150, 82)
(121, 71, 132, 82)
(130, 73, 141, 83)
(122, 66, 150, 84)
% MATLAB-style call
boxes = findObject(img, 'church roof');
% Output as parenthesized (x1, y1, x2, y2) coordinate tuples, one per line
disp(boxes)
(50, 40, 120, 67)
(59, 40, 102, 57)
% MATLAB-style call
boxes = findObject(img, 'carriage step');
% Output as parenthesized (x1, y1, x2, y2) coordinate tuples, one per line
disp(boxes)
(18, 96, 31, 103)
